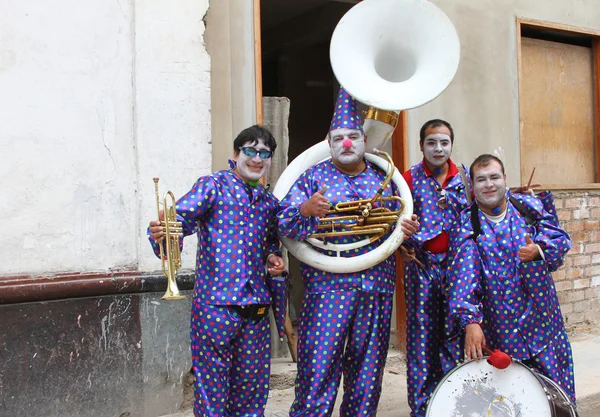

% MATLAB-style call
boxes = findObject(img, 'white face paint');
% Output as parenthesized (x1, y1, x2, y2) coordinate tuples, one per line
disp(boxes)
(233, 139, 272, 182)
(421, 132, 452, 169)
(329, 128, 365, 165)
(472, 161, 507, 211)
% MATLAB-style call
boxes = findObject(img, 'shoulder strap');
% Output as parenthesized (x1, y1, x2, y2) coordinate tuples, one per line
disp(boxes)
(471, 203, 481, 240)
(471, 196, 535, 241)
(457, 164, 472, 205)
(508, 195, 535, 226)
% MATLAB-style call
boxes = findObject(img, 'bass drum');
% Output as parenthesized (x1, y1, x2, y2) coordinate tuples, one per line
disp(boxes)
(426, 359, 578, 417)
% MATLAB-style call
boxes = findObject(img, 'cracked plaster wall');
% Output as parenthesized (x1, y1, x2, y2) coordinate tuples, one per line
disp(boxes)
(0, 0, 212, 274)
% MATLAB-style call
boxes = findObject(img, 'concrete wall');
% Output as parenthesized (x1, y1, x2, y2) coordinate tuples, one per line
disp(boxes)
(0, 2, 211, 413)
(406, 0, 600, 186)
(0, 289, 193, 417)
(206, 0, 258, 173)
(0, 0, 211, 276)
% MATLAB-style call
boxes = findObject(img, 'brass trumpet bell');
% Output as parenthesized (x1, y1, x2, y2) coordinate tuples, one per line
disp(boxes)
(153, 178, 186, 301)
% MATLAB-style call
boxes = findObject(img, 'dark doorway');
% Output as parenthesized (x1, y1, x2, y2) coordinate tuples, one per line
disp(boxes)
(260, 0, 358, 343)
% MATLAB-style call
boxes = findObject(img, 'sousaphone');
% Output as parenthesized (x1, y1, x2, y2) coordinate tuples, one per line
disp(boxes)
(273, 0, 460, 273)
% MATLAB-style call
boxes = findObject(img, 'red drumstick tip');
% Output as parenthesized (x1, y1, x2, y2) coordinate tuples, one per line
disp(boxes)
(487, 349, 511, 369)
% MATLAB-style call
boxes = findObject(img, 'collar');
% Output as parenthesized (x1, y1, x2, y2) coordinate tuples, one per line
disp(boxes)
(422, 158, 458, 177)
(329, 157, 368, 177)
(226, 164, 265, 192)
(422, 159, 458, 187)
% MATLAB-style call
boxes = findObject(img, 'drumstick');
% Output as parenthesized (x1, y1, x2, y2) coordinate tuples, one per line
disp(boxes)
(483, 346, 511, 369)
(400, 245, 425, 268)
(525, 167, 536, 190)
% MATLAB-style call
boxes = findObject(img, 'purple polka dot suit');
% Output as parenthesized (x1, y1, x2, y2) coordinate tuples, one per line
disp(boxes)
(402, 159, 472, 417)
(149, 168, 285, 417)
(278, 159, 400, 416)
(446, 191, 576, 403)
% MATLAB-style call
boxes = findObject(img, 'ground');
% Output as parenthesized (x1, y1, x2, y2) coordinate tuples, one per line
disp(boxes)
(164, 324, 600, 417)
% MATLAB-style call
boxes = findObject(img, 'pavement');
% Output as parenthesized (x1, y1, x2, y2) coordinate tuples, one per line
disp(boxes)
(162, 326, 600, 417)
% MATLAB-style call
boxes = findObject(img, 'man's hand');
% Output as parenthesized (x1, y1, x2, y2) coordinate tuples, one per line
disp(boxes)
(300, 186, 330, 218)
(511, 183, 540, 196)
(398, 246, 424, 268)
(464, 323, 486, 361)
(399, 246, 417, 263)
(149, 209, 165, 241)
(519, 234, 541, 263)
(401, 214, 419, 238)
(267, 255, 286, 276)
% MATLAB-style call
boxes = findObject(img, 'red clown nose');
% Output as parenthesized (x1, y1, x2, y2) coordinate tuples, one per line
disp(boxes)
(343, 138, 353, 149)
(484, 346, 511, 370)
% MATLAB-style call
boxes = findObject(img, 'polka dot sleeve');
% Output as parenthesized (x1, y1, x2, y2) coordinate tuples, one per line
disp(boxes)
(277, 170, 320, 240)
(147, 176, 218, 259)
(446, 219, 484, 329)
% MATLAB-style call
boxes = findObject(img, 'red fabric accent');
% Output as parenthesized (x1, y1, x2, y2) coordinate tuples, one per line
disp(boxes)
(422, 158, 459, 187)
(423, 231, 449, 253)
(402, 170, 413, 192)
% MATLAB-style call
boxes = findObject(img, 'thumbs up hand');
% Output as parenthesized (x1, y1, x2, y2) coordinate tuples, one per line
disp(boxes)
(519, 234, 541, 263)
(300, 186, 331, 218)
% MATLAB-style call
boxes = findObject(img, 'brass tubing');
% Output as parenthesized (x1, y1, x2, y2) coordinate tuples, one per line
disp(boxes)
(365, 107, 400, 128)
(307, 150, 406, 246)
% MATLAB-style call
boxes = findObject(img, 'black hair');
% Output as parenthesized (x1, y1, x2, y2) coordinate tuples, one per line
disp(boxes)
(419, 119, 454, 146)
(233, 125, 277, 154)
(469, 154, 505, 180)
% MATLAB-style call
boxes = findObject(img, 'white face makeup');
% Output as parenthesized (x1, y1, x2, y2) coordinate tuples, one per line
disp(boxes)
(472, 160, 507, 211)
(421, 132, 452, 169)
(329, 127, 366, 165)
(233, 139, 272, 182)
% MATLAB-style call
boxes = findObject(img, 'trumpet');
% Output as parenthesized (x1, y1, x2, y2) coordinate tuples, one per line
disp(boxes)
(153, 178, 186, 300)
(311, 150, 404, 244)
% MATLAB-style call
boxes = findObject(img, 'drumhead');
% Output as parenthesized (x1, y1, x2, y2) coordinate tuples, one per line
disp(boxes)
(426, 359, 551, 417)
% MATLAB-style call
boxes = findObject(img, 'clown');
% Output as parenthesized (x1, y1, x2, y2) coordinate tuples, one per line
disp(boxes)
(148, 125, 287, 417)
(446, 154, 576, 404)
(400, 119, 472, 417)
(278, 87, 418, 416)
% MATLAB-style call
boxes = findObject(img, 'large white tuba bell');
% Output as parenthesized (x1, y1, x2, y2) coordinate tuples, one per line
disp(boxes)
(333, 0, 461, 150)
(273, 0, 460, 273)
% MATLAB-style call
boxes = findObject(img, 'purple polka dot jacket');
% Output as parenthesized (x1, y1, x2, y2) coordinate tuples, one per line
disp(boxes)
(446, 191, 572, 359)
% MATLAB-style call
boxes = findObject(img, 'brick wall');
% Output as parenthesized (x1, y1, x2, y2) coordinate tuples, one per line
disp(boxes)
(553, 190, 600, 328)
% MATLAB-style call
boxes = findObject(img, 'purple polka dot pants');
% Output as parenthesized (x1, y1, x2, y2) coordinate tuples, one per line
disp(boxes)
(190, 304, 271, 417)
(404, 257, 461, 417)
(290, 290, 393, 417)
(523, 327, 576, 405)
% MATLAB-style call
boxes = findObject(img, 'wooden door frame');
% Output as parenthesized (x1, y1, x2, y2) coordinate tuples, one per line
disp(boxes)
(517, 17, 600, 186)
(392, 112, 409, 351)
(254, 0, 263, 125)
